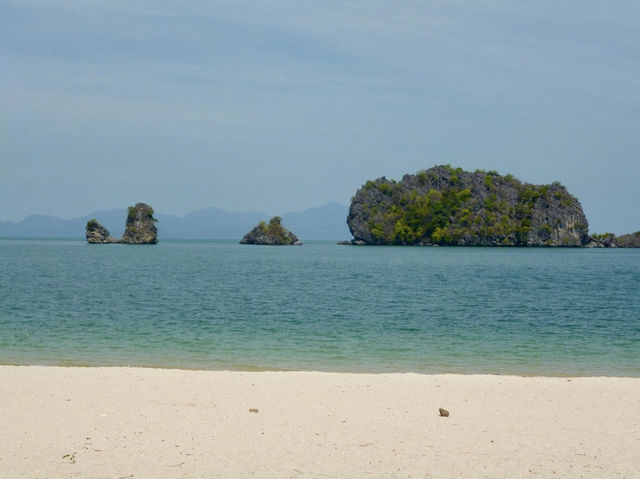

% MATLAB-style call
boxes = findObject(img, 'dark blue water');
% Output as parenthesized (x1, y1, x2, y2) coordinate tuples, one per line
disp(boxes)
(0, 239, 638, 375)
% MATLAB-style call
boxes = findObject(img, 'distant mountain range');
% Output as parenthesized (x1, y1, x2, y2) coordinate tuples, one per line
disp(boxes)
(0, 203, 351, 241)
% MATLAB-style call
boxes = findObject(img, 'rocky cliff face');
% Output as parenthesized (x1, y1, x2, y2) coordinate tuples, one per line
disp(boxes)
(347, 165, 590, 246)
(121, 203, 158, 244)
(85, 219, 118, 244)
(240, 216, 301, 245)
(588, 231, 640, 248)
(86, 203, 157, 244)
(615, 232, 640, 247)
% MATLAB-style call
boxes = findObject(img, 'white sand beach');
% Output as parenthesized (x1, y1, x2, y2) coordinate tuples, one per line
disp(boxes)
(1, 366, 638, 478)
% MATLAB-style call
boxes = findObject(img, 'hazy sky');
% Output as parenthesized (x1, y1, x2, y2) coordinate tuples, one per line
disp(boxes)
(2, 1, 639, 233)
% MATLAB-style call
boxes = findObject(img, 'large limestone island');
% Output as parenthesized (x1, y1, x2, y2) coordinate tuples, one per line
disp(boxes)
(347, 165, 593, 247)
(86, 203, 158, 244)
(240, 216, 302, 245)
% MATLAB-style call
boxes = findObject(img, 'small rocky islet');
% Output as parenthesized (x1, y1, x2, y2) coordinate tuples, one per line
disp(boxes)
(590, 231, 640, 248)
(86, 203, 158, 244)
(240, 216, 302, 245)
(346, 165, 637, 247)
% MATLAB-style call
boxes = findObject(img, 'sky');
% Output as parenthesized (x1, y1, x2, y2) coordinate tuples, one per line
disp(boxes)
(1, 0, 639, 234)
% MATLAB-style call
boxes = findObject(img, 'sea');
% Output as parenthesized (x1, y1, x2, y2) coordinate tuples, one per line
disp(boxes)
(0, 239, 638, 376)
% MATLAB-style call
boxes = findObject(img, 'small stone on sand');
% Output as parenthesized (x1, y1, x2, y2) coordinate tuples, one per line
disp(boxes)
(249, 408, 259, 413)
(439, 408, 449, 417)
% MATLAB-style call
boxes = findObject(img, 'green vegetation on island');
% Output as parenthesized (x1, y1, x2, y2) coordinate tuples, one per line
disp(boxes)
(86, 218, 100, 230)
(347, 165, 590, 246)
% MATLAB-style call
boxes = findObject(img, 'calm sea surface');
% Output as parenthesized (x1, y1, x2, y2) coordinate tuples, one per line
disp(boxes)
(0, 239, 638, 376)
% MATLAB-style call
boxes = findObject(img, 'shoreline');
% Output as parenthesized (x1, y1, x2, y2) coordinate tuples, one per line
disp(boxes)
(2, 361, 639, 378)
(1, 363, 639, 380)
(1, 365, 638, 478)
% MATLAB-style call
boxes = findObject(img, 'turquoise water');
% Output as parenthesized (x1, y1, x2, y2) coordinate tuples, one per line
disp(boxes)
(0, 239, 638, 376)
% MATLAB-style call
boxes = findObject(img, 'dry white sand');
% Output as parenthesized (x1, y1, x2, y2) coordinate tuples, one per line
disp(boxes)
(0, 366, 638, 478)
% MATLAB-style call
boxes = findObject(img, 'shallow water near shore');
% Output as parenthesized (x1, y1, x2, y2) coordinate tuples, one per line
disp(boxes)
(0, 239, 638, 376)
